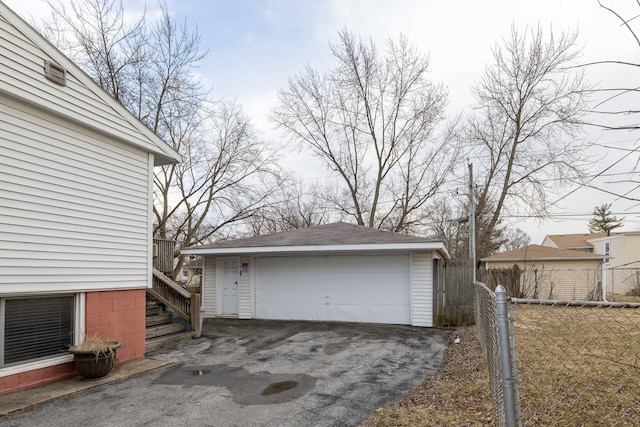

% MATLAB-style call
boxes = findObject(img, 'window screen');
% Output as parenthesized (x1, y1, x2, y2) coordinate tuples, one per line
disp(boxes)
(3, 296, 75, 366)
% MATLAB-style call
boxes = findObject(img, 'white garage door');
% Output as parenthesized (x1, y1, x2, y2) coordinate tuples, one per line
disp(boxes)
(255, 254, 411, 324)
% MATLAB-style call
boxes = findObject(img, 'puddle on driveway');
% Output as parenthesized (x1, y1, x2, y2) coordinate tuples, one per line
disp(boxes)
(324, 342, 349, 355)
(155, 363, 316, 405)
(261, 380, 298, 396)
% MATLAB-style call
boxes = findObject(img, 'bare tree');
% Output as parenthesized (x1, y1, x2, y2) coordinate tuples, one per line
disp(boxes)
(246, 179, 340, 236)
(43, 0, 281, 276)
(423, 197, 469, 259)
(425, 194, 506, 260)
(43, 0, 150, 111)
(585, 1, 640, 133)
(162, 100, 281, 243)
(573, 1, 640, 203)
(502, 228, 531, 252)
(271, 30, 461, 233)
(467, 24, 592, 259)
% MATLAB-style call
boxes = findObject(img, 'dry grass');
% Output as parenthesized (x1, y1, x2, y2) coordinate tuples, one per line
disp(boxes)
(610, 294, 640, 303)
(363, 301, 640, 426)
(69, 335, 119, 354)
(513, 303, 640, 426)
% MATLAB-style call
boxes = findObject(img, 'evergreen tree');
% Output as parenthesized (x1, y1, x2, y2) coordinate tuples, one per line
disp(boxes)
(588, 204, 623, 233)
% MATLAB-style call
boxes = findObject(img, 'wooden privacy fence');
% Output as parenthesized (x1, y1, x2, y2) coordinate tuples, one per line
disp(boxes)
(435, 258, 476, 326)
(153, 238, 176, 276)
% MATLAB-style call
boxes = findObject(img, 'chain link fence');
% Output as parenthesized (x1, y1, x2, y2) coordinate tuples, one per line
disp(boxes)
(475, 281, 640, 426)
(475, 282, 517, 427)
(511, 298, 640, 426)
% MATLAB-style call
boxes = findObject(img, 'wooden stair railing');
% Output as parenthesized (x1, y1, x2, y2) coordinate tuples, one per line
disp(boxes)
(149, 268, 202, 337)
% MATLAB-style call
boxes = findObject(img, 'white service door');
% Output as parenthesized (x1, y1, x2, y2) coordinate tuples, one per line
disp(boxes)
(255, 254, 410, 324)
(221, 259, 239, 315)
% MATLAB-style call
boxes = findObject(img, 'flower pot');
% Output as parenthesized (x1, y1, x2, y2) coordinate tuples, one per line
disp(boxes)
(68, 341, 121, 380)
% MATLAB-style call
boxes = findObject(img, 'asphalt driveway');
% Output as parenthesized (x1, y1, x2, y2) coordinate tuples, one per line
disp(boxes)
(1, 319, 449, 427)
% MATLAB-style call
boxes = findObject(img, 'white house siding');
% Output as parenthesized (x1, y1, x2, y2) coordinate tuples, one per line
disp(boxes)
(589, 235, 632, 295)
(0, 96, 151, 294)
(238, 256, 252, 319)
(411, 252, 433, 327)
(0, 13, 167, 161)
(583, 233, 640, 296)
(607, 236, 626, 294)
(202, 256, 217, 318)
(613, 234, 640, 295)
(486, 260, 602, 300)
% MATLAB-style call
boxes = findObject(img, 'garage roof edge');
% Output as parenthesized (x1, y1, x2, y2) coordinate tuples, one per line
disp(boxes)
(181, 242, 449, 257)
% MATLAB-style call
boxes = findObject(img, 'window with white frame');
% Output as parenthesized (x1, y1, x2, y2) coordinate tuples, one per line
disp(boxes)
(1, 295, 76, 367)
(604, 241, 610, 264)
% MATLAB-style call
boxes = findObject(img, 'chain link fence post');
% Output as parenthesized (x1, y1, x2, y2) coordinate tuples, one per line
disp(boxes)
(508, 305, 522, 426)
(495, 285, 516, 427)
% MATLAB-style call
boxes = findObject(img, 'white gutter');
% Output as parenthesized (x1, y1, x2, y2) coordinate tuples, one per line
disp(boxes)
(181, 242, 450, 258)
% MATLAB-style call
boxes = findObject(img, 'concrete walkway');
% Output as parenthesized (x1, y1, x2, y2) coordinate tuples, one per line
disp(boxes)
(0, 358, 171, 417)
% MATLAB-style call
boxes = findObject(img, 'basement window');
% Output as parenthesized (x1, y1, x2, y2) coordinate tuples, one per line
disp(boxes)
(1, 295, 76, 367)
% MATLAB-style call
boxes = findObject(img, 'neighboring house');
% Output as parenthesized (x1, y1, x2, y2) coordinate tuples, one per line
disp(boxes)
(541, 232, 616, 253)
(543, 232, 640, 295)
(481, 245, 606, 300)
(181, 222, 449, 327)
(0, 2, 181, 394)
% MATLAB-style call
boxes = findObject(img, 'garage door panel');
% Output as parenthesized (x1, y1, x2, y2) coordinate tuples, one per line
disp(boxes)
(258, 256, 325, 273)
(256, 302, 407, 324)
(257, 277, 408, 305)
(255, 254, 410, 324)
(258, 255, 407, 275)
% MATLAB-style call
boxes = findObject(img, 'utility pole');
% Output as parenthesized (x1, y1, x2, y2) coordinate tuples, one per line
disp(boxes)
(468, 162, 476, 283)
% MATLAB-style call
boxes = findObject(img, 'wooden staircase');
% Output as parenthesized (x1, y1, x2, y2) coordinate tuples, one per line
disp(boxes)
(145, 268, 202, 353)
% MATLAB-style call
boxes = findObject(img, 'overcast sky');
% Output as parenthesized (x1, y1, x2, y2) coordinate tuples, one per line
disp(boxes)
(5, 0, 640, 242)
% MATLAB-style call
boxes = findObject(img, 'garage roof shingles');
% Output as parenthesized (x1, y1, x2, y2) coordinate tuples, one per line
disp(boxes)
(187, 222, 439, 250)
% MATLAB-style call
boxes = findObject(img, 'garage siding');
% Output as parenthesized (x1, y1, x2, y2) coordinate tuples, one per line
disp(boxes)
(411, 252, 433, 327)
(238, 256, 252, 319)
(199, 251, 438, 327)
(202, 256, 216, 318)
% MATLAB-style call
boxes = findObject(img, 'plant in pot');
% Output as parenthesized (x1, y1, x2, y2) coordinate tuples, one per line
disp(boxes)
(67, 335, 121, 380)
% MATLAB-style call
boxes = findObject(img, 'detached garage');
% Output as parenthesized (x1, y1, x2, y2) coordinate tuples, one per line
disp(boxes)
(181, 222, 449, 327)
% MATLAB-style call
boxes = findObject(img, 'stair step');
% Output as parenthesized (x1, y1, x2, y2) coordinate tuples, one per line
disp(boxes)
(146, 306, 163, 316)
(146, 313, 173, 327)
(145, 322, 186, 339)
(146, 297, 159, 306)
(145, 331, 196, 353)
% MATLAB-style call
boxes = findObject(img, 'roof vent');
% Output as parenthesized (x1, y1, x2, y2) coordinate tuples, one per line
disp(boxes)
(44, 60, 67, 86)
